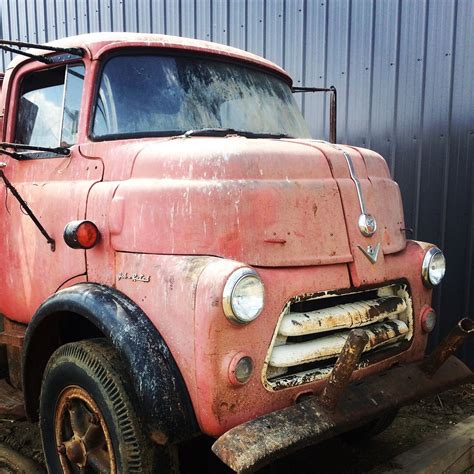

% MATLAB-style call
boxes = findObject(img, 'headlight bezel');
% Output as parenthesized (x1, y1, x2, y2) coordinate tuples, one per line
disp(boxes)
(222, 267, 265, 324)
(421, 247, 446, 288)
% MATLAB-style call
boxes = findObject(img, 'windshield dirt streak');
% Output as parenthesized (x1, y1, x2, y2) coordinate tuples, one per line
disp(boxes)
(92, 54, 310, 140)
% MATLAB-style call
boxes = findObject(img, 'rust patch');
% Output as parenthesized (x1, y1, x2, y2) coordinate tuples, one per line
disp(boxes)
(150, 431, 169, 446)
(366, 296, 404, 319)
(423, 318, 474, 376)
(0, 318, 26, 349)
(264, 238, 287, 244)
(271, 367, 333, 390)
(6, 346, 22, 390)
(319, 329, 369, 411)
(55, 385, 116, 472)
(0, 318, 26, 390)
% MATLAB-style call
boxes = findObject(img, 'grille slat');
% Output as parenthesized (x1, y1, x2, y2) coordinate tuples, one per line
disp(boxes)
(279, 296, 406, 337)
(270, 319, 408, 368)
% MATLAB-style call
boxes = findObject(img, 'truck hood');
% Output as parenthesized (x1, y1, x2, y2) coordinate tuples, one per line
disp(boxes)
(109, 137, 405, 275)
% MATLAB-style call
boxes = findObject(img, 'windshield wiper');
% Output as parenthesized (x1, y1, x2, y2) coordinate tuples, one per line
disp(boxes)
(183, 128, 291, 139)
(0, 142, 70, 158)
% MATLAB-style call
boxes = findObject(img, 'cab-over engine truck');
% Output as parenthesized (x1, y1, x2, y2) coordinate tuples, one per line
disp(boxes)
(0, 33, 472, 473)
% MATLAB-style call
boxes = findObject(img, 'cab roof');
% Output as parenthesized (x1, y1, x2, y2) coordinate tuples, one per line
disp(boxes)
(7, 32, 291, 84)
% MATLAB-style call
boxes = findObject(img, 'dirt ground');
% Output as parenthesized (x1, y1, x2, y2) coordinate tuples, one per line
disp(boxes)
(0, 383, 473, 473)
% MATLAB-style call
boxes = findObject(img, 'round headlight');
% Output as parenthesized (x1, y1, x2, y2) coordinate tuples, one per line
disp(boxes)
(422, 247, 446, 287)
(223, 268, 265, 324)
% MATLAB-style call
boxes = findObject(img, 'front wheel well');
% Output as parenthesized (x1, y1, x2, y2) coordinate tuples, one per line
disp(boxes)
(23, 283, 198, 443)
(23, 311, 106, 421)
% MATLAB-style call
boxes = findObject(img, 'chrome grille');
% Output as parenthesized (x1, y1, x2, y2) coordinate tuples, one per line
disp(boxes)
(263, 283, 413, 390)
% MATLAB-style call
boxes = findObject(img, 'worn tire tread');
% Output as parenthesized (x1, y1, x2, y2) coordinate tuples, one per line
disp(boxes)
(40, 338, 169, 473)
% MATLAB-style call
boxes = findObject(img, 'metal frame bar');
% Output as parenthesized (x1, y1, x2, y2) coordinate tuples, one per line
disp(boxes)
(0, 39, 83, 57)
(0, 164, 55, 251)
(292, 86, 337, 143)
(422, 318, 474, 376)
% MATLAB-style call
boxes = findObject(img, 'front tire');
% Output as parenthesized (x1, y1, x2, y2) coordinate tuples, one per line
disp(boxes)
(39, 339, 168, 473)
(341, 409, 399, 442)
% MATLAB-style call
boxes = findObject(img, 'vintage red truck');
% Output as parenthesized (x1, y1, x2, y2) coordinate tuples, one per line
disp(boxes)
(0, 32, 472, 473)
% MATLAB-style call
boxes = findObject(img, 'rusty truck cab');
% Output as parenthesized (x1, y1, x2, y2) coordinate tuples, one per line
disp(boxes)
(0, 33, 472, 473)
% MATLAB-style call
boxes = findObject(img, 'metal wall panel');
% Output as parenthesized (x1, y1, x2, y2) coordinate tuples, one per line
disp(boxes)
(1, 0, 473, 366)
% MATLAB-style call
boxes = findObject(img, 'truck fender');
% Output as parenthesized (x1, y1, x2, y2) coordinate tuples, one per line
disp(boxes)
(22, 282, 198, 444)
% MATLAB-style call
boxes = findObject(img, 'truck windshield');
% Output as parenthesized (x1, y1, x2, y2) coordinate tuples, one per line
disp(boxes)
(92, 54, 311, 140)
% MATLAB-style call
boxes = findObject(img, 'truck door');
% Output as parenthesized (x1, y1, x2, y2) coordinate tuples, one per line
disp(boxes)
(0, 61, 103, 323)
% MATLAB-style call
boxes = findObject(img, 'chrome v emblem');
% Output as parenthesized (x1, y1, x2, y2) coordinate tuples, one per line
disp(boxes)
(358, 243, 381, 264)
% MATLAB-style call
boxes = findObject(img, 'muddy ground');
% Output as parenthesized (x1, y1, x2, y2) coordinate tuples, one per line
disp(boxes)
(0, 383, 473, 473)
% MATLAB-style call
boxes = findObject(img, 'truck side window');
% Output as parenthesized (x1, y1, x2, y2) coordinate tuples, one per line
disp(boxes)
(15, 64, 85, 149)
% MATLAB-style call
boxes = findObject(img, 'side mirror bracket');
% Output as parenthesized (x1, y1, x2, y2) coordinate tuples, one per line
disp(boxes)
(292, 86, 337, 143)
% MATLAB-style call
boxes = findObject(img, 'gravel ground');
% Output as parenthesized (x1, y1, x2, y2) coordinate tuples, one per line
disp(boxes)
(0, 383, 473, 473)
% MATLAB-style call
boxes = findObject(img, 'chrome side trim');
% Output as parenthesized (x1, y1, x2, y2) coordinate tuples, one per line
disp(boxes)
(340, 146, 367, 215)
(314, 140, 376, 237)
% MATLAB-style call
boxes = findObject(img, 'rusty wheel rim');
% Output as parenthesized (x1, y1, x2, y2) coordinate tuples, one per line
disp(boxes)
(55, 385, 116, 473)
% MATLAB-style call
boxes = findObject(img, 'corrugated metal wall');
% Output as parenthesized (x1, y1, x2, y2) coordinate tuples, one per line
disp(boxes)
(1, 0, 473, 366)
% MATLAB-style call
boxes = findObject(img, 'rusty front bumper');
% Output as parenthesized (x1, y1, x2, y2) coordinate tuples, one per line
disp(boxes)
(212, 319, 474, 473)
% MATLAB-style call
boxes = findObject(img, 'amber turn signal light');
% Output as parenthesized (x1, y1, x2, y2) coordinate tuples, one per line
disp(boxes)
(64, 220, 100, 249)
